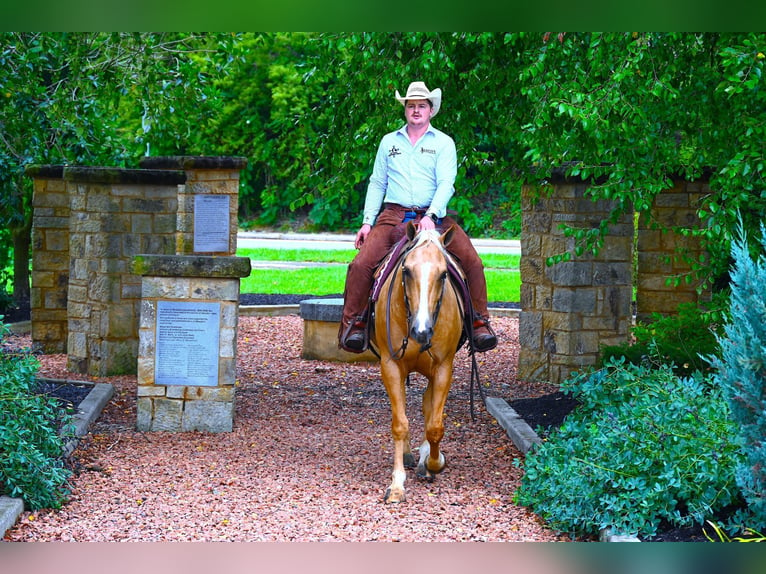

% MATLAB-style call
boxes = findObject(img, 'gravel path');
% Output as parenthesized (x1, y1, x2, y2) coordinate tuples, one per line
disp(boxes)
(4, 315, 563, 542)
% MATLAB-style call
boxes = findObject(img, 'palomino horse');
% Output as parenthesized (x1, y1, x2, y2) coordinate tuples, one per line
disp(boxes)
(370, 223, 465, 504)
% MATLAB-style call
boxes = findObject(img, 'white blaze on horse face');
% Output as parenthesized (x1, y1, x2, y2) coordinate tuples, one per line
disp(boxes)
(412, 261, 435, 335)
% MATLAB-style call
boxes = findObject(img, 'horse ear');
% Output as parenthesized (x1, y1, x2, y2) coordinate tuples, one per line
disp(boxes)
(406, 221, 417, 241)
(441, 224, 456, 247)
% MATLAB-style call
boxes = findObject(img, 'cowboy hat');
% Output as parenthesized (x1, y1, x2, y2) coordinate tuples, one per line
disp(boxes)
(395, 81, 442, 117)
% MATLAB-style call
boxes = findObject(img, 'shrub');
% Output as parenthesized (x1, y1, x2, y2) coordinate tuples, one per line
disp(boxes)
(0, 322, 74, 509)
(600, 301, 724, 376)
(515, 358, 743, 538)
(709, 223, 766, 531)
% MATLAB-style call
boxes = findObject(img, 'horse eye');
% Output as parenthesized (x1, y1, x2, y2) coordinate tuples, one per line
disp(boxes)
(402, 267, 411, 278)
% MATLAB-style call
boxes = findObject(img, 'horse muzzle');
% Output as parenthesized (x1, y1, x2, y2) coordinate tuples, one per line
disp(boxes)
(410, 317, 434, 348)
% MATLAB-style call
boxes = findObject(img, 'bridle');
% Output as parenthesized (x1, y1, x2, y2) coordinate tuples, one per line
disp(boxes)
(385, 242, 448, 360)
(376, 232, 486, 421)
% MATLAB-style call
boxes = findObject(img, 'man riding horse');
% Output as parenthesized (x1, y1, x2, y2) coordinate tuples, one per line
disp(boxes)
(339, 81, 497, 354)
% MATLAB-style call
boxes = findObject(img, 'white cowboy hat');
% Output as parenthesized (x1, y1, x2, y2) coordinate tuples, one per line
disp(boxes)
(395, 81, 442, 117)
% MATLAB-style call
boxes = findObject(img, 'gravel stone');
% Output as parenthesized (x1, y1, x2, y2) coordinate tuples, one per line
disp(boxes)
(3, 315, 564, 542)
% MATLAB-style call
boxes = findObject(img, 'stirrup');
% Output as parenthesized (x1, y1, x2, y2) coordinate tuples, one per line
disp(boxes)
(471, 316, 497, 352)
(340, 317, 368, 353)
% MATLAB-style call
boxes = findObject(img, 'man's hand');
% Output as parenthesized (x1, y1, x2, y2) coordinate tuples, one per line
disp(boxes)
(355, 223, 372, 249)
(418, 215, 436, 232)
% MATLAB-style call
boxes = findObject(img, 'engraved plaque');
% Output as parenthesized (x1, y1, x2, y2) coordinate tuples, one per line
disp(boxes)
(155, 301, 220, 386)
(194, 194, 230, 252)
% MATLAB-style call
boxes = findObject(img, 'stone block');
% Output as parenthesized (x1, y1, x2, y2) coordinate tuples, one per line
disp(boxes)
(522, 209, 552, 234)
(139, 300, 157, 328)
(182, 400, 234, 433)
(543, 311, 580, 332)
(150, 397, 184, 431)
(519, 257, 544, 284)
(518, 311, 542, 349)
(517, 349, 550, 382)
(136, 357, 154, 385)
(142, 277, 192, 299)
(219, 357, 236, 384)
(219, 327, 236, 358)
(302, 319, 377, 362)
(136, 398, 153, 431)
(592, 262, 632, 286)
(519, 283, 535, 309)
(546, 261, 593, 287)
(104, 339, 138, 376)
(107, 304, 136, 338)
(137, 385, 167, 397)
(552, 287, 596, 314)
(184, 386, 235, 401)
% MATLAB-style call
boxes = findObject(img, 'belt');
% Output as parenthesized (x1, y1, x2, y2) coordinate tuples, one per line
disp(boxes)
(383, 203, 428, 213)
(382, 203, 447, 225)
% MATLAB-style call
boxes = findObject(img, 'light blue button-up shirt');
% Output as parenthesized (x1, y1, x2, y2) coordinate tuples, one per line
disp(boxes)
(362, 124, 457, 226)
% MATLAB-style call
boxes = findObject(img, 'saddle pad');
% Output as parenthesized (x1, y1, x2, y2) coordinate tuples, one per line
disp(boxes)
(370, 236, 411, 303)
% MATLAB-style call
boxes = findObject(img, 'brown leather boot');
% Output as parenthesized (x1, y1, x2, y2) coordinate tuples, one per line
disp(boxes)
(340, 319, 368, 353)
(472, 316, 497, 352)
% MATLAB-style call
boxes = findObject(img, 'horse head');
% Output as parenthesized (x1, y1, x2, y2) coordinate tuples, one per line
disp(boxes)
(400, 223, 457, 349)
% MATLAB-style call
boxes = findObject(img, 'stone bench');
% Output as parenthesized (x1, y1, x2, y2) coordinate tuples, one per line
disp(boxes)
(299, 298, 377, 362)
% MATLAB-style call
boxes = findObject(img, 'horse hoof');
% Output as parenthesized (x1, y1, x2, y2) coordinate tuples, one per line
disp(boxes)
(416, 464, 436, 482)
(417, 453, 446, 481)
(384, 487, 406, 504)
(403, 452, 416, 469)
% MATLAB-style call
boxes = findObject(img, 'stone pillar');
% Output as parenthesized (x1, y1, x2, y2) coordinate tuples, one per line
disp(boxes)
(636, 177, 711, 321)
(63, 167, 185, 376)
(517, 176, 633, 384)
(139, 156, 247, 256)
(133, 255, 251, 432)
(26, 165, 69, 353)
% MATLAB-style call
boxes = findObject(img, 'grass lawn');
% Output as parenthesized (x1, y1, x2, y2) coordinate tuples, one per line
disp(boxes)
(238, 248, 521, 302)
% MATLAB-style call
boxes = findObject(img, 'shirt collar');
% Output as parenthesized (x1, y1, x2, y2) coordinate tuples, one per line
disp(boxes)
(397, 123, 435, 138)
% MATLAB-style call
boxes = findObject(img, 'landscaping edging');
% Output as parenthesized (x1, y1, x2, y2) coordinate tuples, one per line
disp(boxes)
(0, 381, 114, 539)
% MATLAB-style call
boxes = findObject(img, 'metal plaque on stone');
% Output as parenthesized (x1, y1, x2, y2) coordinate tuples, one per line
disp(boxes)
(155, 301, 220, 386)
(193, 194, 230, 252)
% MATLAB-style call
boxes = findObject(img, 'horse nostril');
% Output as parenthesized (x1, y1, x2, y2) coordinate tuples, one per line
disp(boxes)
(410, 323, 433, 345)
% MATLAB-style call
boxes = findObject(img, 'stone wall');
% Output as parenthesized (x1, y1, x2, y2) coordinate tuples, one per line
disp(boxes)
(139, 156, 247, 256)
(636, 177, 711, 320)
(517, 177, 634, 384)
(134, 255, 251, 432)
(64, 167, 185, 376)
(27, 165, 69, 353)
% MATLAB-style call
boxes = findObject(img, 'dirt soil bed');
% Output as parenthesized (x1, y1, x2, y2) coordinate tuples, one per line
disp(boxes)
(4, 314, 572, 542)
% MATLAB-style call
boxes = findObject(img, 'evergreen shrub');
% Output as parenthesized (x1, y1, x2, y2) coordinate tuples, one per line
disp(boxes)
(0, 322, 74, 509)
(710, 224, 766, 531)
(515, 358, 743, 538)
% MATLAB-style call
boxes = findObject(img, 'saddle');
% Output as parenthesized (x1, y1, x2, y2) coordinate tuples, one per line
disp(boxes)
(365, 225, 472, 353)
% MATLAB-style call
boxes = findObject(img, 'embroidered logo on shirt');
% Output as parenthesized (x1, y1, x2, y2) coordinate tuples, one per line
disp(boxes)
(388, 146, 401, 157)
(420, 147, 436, 155)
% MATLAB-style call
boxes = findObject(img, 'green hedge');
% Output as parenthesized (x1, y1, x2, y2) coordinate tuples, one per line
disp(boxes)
(0, 322, 74, 510)
(515, 358, 743, 538)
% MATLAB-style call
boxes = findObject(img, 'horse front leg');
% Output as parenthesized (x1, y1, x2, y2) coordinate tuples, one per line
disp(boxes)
(417, 367, 451, 481)
(381, 363, 410, 504)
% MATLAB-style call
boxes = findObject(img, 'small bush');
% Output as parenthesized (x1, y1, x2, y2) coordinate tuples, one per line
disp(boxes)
(0, 322, 74, 510)
(515, 358, 743, 538)
(600, 301, 723, 376)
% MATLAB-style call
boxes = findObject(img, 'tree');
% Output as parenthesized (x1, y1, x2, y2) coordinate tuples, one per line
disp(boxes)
(0, 32, 238, 306)
(517, 32, 766, 286)
(307, 32, 766, 285)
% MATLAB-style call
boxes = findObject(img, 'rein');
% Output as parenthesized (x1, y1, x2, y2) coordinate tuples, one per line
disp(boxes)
(384, 242, 447, 360)
(378, 233, 486, 421)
